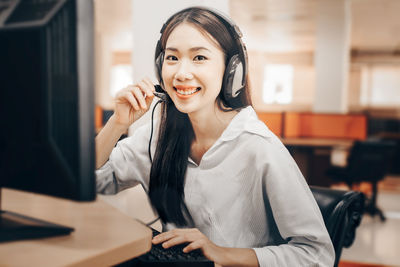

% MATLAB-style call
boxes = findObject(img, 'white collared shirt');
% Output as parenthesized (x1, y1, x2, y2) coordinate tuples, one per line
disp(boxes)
(96, 106, 335, 267)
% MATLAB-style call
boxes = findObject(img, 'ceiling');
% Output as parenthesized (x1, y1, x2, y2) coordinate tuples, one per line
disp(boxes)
(94, 0, 400, 54)
(230, 0, 400, 53)
(94, 0, 131, 33)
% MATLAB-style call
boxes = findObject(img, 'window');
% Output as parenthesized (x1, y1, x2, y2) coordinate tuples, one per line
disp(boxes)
(109, 64, 133, 97)
(360, 65, 400, 107)
(263, 64, 294, 104)
(109, 51, 133, 97)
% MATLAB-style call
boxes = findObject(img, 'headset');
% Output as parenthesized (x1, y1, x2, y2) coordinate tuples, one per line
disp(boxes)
(153, 6, 248, 105)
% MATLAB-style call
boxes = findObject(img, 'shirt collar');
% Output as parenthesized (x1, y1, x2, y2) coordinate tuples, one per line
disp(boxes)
(187, 106, 273, 166)
(219, 106, 273, 142)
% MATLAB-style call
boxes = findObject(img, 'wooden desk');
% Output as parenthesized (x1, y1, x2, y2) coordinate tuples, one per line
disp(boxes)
(0, 188, 152, 267)
(281, 137, 353, 148)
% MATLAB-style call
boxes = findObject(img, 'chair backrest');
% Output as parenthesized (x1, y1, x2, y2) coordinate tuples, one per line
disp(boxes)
(347, 140, 395, 182)
(310, 186, 365, 267)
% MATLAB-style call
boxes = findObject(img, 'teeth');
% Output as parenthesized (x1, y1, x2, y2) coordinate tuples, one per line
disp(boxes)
(176, 87, 199, 95)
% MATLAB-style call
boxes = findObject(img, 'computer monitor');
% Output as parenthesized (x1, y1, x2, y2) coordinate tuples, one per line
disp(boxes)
(0, 0, 95, 242)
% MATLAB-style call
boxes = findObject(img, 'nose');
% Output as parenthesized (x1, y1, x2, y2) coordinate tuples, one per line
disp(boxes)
(174, 60, 193, 81)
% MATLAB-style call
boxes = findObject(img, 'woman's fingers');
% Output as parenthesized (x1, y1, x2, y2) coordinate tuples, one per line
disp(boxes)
(152, 230, 176, 244)
(140, 78, 157, 105)
(142, 77, 155, 95)
(133, 79, 155, 108)
(119, 80, 154, 110)
(153, 229, 186, 243)
(112, 78, 157, 126)
(131, 86, 147, 109)
(183, 239, 206, 253)
(152, 228, 225, 263)
(115, 89, 138, 110)
(152, 229, 202, 248)
(123, 90, 140, 111)
(161, 235, 187, 249)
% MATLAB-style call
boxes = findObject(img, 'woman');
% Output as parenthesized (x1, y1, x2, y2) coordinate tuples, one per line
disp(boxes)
(96, 7, 335, 267)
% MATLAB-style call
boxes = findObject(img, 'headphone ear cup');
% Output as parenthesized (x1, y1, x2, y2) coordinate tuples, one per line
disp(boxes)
(223, 54, 245, 101)
(155, 51, 164, 85)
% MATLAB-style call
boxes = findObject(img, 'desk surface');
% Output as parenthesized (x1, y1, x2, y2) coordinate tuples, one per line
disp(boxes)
(282, 137, 354, 148)
(0, 188, 152, 267)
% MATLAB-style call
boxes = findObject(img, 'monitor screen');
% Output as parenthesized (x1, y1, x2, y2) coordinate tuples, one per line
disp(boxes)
(0, 0, 95, 241)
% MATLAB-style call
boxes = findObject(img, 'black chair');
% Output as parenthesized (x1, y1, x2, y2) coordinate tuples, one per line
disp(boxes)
(326, 139, 396, 221)
(310, 186, 364, 267)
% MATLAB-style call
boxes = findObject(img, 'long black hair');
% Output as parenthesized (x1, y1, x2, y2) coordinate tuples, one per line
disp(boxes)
(149, 7, 252, 226)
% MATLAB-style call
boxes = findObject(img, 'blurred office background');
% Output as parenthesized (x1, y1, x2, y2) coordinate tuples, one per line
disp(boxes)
(93, 0, 400, 266)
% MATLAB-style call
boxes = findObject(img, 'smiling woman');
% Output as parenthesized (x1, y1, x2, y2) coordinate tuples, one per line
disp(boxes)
(161, 23, 226, 114)
(95, 6, 335, 267)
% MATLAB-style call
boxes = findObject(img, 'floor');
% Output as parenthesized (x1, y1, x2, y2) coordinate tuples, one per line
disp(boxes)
(99, 175, 400, 267)
(338, 175, 400, 267)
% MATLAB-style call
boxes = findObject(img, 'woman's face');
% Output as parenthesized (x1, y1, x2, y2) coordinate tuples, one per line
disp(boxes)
(161, 23, 226, 116)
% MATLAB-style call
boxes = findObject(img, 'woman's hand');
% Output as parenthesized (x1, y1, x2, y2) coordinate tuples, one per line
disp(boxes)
(152, 228, 259, 267)
(152, 228, 229, 265)
(113, 77, 155, 128)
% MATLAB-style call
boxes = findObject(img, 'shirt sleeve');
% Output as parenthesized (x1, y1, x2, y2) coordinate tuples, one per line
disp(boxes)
(95, 122, 155, 195)
(252, 136, 335, 267)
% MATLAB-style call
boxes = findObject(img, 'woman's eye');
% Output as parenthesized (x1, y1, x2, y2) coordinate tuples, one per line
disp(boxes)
(194, 55, 207, 61)
(165, 55, 178, 61)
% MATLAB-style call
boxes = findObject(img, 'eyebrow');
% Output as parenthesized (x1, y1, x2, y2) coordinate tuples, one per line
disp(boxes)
(165, 46, 211, 53)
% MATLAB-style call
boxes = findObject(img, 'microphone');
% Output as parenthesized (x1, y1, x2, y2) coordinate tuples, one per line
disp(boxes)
(153, 85, 167, 102)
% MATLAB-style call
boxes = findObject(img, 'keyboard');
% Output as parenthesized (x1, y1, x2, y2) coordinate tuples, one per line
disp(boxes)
(133, 228, 214, 267)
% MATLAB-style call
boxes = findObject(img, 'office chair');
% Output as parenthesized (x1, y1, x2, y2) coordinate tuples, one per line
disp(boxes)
(310, 186, 364, 267)
(326, 140, 395, 221)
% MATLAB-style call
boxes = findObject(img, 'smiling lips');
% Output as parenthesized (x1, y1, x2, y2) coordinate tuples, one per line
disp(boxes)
(174, 85, 201, 99)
